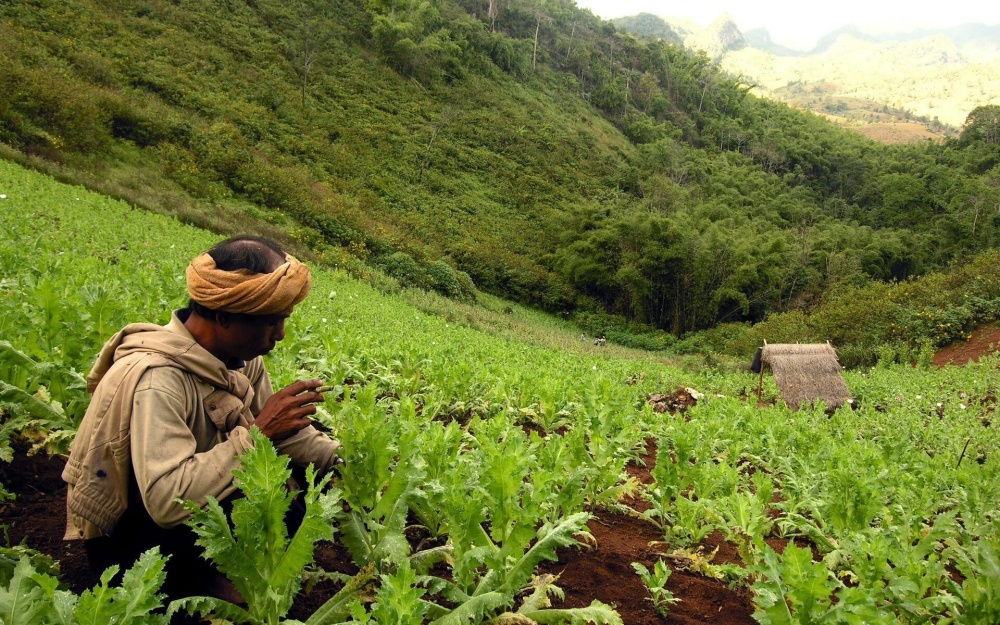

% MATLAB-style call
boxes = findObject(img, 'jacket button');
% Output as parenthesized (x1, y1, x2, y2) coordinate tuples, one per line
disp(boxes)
(210, 405, 217, 411)
(96, 469, 106, 478)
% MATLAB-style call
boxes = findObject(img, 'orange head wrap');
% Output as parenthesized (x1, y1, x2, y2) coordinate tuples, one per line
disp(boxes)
(185, 252, 312, 315)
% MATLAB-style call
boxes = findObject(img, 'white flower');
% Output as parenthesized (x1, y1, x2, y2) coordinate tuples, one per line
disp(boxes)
(592, 365, 597, 370)
(960, 404, 967, 410)
(337, 319, 343, 323)
(0, 194, 6, 199)
(916, 395, 922, 399)
(937, 402, 944, 408)
(322, 318, 327, 323)
(312, 305, 317, 309)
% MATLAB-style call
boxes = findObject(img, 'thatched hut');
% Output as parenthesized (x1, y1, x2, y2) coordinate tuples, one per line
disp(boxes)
(757, 343, 851, 411)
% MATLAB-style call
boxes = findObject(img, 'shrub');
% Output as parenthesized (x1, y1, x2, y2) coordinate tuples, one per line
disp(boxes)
(455, 268, 477, 301)
(378, 252, 432, 290)
(426, 259, 463, 298)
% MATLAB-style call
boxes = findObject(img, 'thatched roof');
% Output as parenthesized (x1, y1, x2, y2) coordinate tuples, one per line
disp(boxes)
(760, 343, 851, 411)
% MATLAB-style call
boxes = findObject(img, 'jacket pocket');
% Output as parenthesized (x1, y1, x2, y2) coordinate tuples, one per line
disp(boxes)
(204, 390, 251, 432)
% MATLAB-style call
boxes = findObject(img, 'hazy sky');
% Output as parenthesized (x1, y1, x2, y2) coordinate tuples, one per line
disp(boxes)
(573, 0, 1000, 50)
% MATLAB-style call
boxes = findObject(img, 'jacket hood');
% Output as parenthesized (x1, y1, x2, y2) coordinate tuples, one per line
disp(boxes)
(86, 314, 252, 402)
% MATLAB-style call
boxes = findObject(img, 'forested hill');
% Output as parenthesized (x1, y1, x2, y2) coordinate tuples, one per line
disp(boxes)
(2, 0, 1000, 335)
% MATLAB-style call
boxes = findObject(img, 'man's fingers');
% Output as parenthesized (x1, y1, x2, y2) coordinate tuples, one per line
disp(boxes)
(291, 404, 318, 419)
(281, 380, 311, 395)
(280, 379, 323, 396)
(283, 391, 324, 408)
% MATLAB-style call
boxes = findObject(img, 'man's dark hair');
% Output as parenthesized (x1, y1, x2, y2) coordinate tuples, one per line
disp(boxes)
(208, 235, 286, 273)
(187, 235, 287, 321)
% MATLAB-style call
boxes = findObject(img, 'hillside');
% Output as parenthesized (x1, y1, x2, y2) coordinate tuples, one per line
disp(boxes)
(3, 0, 1000, 338)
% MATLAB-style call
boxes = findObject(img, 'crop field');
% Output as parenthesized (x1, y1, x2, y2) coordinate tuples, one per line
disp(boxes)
(1, 158, 999, 624)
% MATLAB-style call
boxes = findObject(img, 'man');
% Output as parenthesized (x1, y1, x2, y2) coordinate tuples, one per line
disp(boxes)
(62, 235, 340, 600)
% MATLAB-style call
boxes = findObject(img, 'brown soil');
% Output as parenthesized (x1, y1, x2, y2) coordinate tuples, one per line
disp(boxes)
(621, 438, 654, 513)
(852, 122, 944, 144)
(933, 324, 1000, 367)
(0, 449, 99, 591)
(538, 514, 756, 624)
(1, 444, 758, 624)
(553, 438, 758, 624)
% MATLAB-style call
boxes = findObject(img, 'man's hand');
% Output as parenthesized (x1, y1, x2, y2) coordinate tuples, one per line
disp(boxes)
(255, 379, 325, 441)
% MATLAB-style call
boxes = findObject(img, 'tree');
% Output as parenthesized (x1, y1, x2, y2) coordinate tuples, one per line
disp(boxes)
(531, 8, 552, 70)
(291, 1, 333, 110)
(961, 105, 1000, 146)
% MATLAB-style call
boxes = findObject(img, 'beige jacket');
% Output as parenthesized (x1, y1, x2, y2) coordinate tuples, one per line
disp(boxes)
(63, 312, 340, 539)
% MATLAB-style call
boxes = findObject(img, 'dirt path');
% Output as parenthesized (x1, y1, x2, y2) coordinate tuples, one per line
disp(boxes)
(934, 323, 1000, 367)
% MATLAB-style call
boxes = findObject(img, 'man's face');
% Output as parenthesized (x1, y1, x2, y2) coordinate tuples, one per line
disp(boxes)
(218, 312, 289, 361)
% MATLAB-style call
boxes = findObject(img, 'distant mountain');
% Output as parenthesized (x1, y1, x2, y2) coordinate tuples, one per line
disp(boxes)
(684, 13, 745, 59)
(744, 28, 803, 57)
(610, 13, 682, 45)
(661, 16, 701, 39)
(722, 29, 1000, 127)
(811, 25, 878, 54)
(927, 23, 1000, 48)
(814, 22, 1000, 52)
(614, 13, 1000, 129)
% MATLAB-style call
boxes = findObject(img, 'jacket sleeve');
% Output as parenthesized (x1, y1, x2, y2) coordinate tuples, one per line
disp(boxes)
(130, 370, 253, 528)
(275, 425, 342, 474)
(245, 358, 342, 474)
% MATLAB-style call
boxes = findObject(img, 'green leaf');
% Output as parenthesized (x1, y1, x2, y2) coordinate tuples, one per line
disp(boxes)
(27, 573, 76, 625)
(749, 546, 794, 625)
(339, 510, 377, 566)
(0, 341, 38, 372)
(515, 574, 559, 614)
(520, 599, 624, 625)
(114, 547, 169, 622)
(501, 512, 592, 596)
(268, 481, 339, 592)
(428, 591, 510, 625)
(0, 381, 64, 423)
(409, 544, 455, 575)
(371, 559, 428, 625)
(71, 550, 169, 625)
(0, 557, 49, 625)
(168, 596, 254, 623)
(73, 567, 121, 625)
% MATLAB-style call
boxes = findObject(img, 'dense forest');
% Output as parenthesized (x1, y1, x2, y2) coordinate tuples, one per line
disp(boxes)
(2, 0, 1000, 336)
